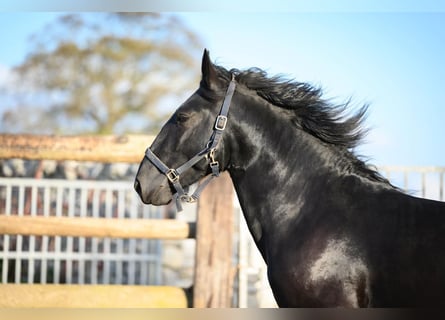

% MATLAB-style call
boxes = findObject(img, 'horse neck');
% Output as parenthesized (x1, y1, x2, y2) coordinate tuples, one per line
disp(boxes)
(226, 92, 363, 258)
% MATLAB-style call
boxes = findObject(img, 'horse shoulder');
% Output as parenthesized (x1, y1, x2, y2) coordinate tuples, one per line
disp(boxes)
(305, 237, 371, 307)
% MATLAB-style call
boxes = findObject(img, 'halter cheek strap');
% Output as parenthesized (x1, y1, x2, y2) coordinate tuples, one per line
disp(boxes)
(144, 75, 236, 211)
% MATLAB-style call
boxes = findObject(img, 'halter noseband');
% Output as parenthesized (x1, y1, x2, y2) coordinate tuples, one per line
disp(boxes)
(144, 75, 236, 211)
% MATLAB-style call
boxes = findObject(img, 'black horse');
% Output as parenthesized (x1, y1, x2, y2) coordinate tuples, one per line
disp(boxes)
(135, 49, 445, 307)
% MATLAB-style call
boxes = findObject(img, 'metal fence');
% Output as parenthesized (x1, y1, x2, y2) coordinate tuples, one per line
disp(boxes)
(379, 166, 445, 201)
(0, 177, 163, 285)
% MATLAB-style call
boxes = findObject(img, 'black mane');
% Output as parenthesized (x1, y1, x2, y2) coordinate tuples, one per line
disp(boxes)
(214, 64, 393, 186)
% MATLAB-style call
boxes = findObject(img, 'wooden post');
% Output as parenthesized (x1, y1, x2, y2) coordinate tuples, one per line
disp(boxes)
(193, 172, 234, 308)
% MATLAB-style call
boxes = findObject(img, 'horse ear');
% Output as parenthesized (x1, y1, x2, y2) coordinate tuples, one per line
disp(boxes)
(201, 49, 221, 90)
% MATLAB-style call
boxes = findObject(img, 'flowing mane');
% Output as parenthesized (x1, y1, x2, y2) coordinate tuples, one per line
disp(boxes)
(214, 64, 392, 186)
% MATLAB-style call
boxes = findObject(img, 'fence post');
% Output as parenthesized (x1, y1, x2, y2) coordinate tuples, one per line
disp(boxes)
(193, 172, 234, 307)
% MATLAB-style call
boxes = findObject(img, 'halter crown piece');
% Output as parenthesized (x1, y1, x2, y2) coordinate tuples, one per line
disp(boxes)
(144, 74, 236, 211)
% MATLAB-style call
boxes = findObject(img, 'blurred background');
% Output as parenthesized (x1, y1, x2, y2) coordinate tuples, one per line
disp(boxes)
(0, 10, 444, 307)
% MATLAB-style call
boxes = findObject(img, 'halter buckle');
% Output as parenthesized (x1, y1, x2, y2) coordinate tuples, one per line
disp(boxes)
(180, 194, 198, 203)
(215, 115, 227, 131)
(166, 169, 180, 183)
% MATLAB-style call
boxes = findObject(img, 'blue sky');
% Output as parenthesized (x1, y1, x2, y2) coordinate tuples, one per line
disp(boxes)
(0, 11, 444, 167)
(177, 13, 445, 167)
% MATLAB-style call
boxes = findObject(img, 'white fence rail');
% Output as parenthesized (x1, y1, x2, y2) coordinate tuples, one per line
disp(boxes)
(0, 178, 162, 285)
(379, 166, 444, 201)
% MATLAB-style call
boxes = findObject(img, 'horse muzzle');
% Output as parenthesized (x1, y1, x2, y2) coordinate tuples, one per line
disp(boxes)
(134, 177, 172, 206)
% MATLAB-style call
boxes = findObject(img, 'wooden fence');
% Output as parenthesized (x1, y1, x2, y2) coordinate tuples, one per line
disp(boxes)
(0, 134, 234, 308)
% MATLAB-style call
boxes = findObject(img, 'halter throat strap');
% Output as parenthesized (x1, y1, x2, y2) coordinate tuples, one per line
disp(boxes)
(144, 76, 236, 211)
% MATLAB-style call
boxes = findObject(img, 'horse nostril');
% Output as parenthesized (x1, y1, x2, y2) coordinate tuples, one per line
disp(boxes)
(134, 179, 142, 194)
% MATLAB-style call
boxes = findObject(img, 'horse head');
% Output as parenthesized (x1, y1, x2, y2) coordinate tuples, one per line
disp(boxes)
(134, 50, 235, 209)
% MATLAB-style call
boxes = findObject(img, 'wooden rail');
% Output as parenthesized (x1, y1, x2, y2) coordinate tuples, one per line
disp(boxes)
(0, 284, 188, 308)
(0, 134, 235, 307)
(0, 134, 153, 163)
(0, 215, 195, 239)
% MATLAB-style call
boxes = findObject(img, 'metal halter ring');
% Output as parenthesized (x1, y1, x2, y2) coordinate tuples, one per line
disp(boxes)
(215, 115, 228, 131)
(166, 169, 180, 183)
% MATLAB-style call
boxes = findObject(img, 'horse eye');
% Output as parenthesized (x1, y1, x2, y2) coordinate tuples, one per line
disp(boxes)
(176, 113, 191, 123)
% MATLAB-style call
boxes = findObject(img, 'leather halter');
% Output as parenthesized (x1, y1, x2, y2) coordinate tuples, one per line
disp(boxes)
(144, 75, 236, 211)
